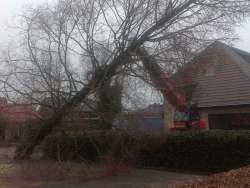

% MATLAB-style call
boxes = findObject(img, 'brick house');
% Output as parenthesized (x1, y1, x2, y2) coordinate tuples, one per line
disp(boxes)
(164, 41, 250, 130)
(0, 98, 40, 141)
(113, 104, 164, 133)
(38, 99, 100, 132)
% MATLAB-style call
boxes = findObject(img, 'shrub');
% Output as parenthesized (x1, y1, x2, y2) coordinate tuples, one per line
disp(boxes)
(140, 130, 250, 172)
(110, 131, 144, 163)
(43, 130, 250, 172)
(43, 130, 144, 162)
(43, 131, 113, 161)
(21, 120, 43, 141)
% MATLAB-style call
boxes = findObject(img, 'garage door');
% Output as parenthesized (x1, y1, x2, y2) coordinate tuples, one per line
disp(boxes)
(209, 114, 250, 130)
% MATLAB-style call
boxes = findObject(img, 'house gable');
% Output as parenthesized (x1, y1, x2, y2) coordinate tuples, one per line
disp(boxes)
(174, 42, 250, 108)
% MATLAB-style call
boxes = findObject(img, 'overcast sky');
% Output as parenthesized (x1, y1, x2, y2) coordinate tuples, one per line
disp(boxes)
(0, 0, 250, 52)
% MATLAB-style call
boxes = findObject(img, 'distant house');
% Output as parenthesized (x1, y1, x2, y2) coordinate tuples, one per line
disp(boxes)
(61, 100, 101, 131)
(38, 98, 98, 120)
(38, 98, 100, 131)
(165, 41, 250, 130)
(0, 98, 39, 141)
(113, 104, 164, 133)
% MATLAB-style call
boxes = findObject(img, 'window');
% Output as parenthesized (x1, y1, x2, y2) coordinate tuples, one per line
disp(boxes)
(174, 111, 188, 121)
(190, 111, 200, 121)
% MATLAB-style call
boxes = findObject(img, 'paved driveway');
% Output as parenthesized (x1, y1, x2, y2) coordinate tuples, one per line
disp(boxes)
(17, 169, 201, 188)
(66, 169, 201, 188)
(0, 146, 203, 188)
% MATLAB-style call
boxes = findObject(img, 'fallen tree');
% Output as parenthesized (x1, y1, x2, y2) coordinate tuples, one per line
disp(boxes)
(14, 49, 133, 160)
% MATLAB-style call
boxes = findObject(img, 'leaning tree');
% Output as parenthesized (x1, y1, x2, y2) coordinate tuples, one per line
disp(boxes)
(0, 0, 249, 159)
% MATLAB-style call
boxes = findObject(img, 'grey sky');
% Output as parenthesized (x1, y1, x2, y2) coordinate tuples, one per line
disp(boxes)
(0, 0, 249, 52)
(0, 0, 47, 47)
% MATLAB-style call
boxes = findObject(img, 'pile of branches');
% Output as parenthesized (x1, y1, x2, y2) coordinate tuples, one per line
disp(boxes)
(177, 166, 250, 188)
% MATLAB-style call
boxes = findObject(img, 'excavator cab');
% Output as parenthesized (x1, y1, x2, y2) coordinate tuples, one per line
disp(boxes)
(172, 108, 206, 131)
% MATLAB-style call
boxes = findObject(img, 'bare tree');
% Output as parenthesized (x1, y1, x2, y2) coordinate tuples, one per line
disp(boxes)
(0, 0, 249, 159)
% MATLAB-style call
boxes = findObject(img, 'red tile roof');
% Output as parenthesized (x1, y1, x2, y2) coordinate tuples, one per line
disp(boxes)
(0, 103, 40, 123)
(173, 41, 250, 108)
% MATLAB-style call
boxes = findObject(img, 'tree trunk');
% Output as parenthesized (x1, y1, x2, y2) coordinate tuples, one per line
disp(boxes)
(136, 48, 183, 108)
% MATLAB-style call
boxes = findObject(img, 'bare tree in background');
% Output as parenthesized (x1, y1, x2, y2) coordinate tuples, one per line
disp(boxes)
(0, 0, 249, 159)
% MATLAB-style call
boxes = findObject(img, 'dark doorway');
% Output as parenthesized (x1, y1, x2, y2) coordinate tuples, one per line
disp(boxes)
(209, 114, 250, 130)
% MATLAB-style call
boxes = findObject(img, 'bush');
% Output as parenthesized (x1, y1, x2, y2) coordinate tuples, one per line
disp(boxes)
(43, 131, 113, 161)
(109, 131, 144, 163)
(43, 130, 144, 162)
(140, 130, 250, 172)
(43, 130, 250, 172)
(21, 120, 43, 141)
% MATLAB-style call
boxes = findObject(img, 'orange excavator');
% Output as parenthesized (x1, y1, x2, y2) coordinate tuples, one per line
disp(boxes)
(136, 48, 206, 130)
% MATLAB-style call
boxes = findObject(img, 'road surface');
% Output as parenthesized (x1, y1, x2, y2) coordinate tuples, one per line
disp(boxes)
(0, 146, 203, 188)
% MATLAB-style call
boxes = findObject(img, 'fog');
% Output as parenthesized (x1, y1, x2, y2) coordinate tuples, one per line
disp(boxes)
(0, 0, 249, 52)
(0, 0, 51, 47)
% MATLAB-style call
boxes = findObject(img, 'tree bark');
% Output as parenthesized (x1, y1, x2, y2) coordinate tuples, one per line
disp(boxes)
(136, 48, 185, 108)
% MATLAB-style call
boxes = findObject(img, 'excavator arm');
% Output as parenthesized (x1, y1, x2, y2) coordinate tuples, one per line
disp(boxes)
(135, 48, 186, 110)
(135, 48, 207, 130)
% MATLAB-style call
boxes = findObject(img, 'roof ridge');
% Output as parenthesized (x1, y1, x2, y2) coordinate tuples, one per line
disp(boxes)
(173, 41, 250, 108)
(231, 47, 250, 58)
(214, 41, 250, 62)
(220, 43, 250, 80)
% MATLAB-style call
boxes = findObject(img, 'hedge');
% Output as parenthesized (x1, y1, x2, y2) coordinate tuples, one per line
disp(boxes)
(43, 131, 113, 161)
(140, 130, 250, 172)
(43, 130, 250, 172)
